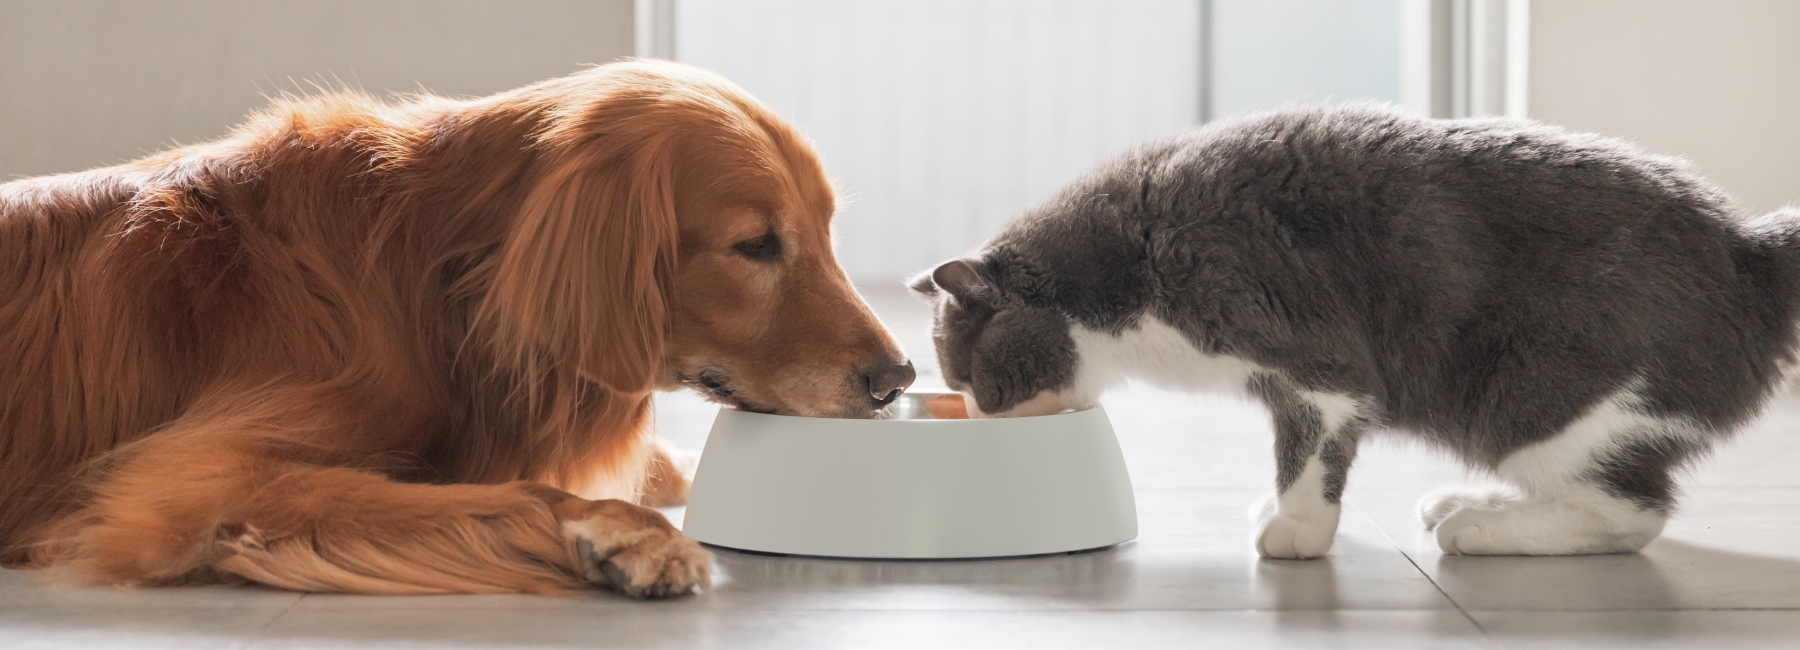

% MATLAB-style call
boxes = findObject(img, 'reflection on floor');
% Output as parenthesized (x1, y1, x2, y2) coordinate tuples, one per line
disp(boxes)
(6, 285, 1800, 649)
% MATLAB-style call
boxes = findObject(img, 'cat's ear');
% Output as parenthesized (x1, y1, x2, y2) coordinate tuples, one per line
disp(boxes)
(907, 268, 940, 297)
(929, 259, 989, 302)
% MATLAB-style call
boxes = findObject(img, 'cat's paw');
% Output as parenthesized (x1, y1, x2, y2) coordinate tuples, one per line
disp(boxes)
(1433, 506, 1515, 555)
(1252, 493, 1340, 559)
(1418, 486, 1517, 531)
(1431, 494, 1667, 556)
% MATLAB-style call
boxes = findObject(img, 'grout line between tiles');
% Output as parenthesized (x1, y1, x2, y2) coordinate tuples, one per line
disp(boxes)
(1457, 606, 1800, 613)
(1347, 497, 1488, 636)
(249, 592, 307, 643)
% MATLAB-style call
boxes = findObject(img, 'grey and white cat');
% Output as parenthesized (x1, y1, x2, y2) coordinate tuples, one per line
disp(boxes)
(910, 105, 1800, 558)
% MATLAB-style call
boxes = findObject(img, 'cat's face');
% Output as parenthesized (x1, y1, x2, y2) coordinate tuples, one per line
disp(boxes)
(910, 259, 1080, 417)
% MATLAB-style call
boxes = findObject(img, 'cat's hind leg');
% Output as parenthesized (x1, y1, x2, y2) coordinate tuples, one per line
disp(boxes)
(1423, 385, 1702, 555)
(1251, 377, 1373, 559)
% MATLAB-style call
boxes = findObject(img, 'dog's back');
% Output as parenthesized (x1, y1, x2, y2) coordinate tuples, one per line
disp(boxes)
(0, 79, 704, 579)
(0, 170, 173, 555)
(0, 111, 459, 559)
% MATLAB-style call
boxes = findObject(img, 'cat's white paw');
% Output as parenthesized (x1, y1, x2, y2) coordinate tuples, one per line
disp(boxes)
(1418, 486, 1517, 531)
(1433, 506, 1515, 555)
(1252, 493, 1340, 559)
(1432, 493, 1666, 556)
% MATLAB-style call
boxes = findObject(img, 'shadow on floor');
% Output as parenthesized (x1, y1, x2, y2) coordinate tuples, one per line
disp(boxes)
(1430, 537, 1800, 612)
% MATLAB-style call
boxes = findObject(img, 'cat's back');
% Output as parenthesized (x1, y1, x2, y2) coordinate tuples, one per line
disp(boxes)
(1145, 105, 1796, 435)
(1156, 104, 1736, 233)
(1149, 103, 1756, 321)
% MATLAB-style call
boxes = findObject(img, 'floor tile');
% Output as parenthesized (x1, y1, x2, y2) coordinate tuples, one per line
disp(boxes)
(246, 608, 1490, 650)
(679, 487, 1452, 612)
(0, 605, 294, 650)
(1355, 486, 1800, 610)
(0, 567, 303, 610)
(1475, 611, 1800, 650)
(275, 489, 1451, 615)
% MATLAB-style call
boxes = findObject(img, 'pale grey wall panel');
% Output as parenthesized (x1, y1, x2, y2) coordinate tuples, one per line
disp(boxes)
(0, 0, 634, 180)
(1529, 0, 1800, 216)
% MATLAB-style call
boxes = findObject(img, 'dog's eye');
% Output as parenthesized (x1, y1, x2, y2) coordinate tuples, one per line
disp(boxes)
(732, 233, 782, 261)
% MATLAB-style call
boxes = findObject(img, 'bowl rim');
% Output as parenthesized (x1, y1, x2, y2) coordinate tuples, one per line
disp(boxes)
(715, 391, 1097, 423)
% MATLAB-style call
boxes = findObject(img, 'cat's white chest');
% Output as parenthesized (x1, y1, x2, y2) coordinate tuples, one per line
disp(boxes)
(1068, 316, 1266, 399)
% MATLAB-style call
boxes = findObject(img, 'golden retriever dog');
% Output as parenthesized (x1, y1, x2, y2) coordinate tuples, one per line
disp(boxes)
(0, 60, 915, 597)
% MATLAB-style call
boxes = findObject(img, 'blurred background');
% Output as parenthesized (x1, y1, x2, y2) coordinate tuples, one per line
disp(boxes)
(2, 0, 1796, 286)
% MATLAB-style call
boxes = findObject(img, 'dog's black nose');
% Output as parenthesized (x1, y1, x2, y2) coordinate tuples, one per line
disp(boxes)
(867, 360, 916, 406)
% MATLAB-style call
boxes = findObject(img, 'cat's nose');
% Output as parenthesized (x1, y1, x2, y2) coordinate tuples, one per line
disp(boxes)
(866, 360, 916, 407)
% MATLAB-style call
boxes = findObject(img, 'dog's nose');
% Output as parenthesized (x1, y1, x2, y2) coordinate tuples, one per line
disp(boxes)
(866, 360, 916, 406)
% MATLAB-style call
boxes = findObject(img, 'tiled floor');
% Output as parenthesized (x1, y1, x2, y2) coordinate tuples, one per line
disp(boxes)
(6, 285, 1800, 648)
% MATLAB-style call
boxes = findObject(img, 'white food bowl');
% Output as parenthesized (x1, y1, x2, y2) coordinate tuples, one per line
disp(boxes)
(681, 393, 1138, 559)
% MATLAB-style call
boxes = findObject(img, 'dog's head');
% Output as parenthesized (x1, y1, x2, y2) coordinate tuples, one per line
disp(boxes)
(482, 61, 912, 419)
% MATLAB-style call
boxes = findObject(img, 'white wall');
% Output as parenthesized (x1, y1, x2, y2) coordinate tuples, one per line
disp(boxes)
(675, 0, 1414, 283)
(0, 0, 634, 180)
(1209, 0, 1400, 119)
(1528, 0, 1800, 215)
(676, 0, 1202, 284)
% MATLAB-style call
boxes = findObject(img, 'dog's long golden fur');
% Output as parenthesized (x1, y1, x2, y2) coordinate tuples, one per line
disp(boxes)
(0, 60, 909, 596)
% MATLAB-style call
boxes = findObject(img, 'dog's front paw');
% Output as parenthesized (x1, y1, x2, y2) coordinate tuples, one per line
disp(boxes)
(563, 501, 712, 598)
(573, 531, 710, 598)
(1252, 493, 1340, 559)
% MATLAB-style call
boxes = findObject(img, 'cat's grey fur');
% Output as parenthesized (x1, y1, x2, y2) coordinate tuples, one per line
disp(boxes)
(912, 104, 1800, 558)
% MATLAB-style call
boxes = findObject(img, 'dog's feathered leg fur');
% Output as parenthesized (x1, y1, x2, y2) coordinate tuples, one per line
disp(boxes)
(28, 386, 706, 596)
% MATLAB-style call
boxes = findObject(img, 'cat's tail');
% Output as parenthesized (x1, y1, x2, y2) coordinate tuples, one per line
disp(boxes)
(1743, 205, 1800, 249)
(1742, 204, 1800, 306)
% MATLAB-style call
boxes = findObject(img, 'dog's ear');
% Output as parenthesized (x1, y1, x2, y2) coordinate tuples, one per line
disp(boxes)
(481, 146, 678, 395)
(929, 258, 989, 302)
